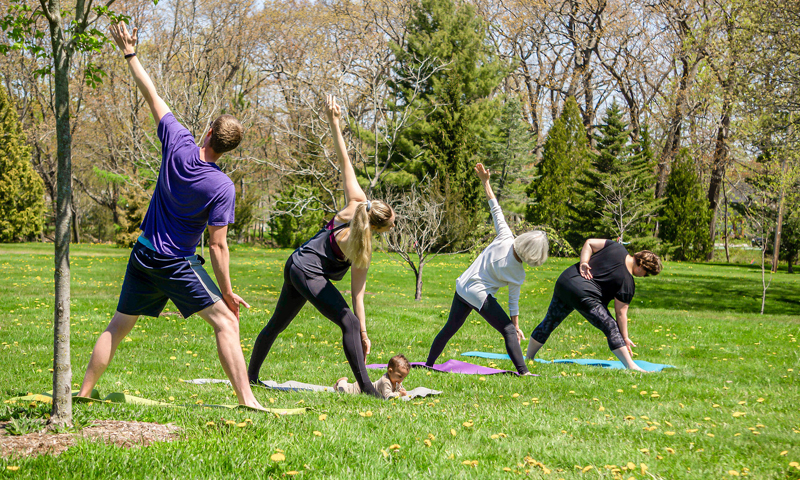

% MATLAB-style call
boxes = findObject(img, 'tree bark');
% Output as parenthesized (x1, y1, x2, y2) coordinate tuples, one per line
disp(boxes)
(46, 1, 73, 427)
(771, 155, 788, 272)
(414, 260, 425, 302)
(723, 176, 730, 263)
(71, 201, 80, 244)
(706, 100, 732, 260)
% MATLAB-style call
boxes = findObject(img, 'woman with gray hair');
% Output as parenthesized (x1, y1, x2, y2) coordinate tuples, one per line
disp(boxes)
(425, 163, 548, 374)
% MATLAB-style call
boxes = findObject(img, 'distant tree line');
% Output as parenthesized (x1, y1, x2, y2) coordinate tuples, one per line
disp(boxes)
(1, 0, 798, 269)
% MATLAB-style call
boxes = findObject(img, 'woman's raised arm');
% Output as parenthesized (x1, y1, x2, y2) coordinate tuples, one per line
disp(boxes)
(324, 95, 366, 207)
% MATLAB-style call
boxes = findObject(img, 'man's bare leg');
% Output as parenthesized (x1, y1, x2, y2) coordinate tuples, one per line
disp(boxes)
(79, 311, 139, 397)
(197, 301, 264, 409)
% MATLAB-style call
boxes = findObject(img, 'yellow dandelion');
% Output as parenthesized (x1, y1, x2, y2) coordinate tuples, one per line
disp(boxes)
(313, 431, 322, 437)
(270, 453, 286, 462)
(319, 414, 327, 421)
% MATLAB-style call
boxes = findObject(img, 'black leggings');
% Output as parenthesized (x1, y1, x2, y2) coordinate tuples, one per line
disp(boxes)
(248, 257, 378, 397)
(530, 293, 626, 351)
(426, 292, 529, 374)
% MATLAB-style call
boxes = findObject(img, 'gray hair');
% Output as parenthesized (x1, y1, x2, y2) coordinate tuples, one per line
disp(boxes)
(514, 231, 549, 267)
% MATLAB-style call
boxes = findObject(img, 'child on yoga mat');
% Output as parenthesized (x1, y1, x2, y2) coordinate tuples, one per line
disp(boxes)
(526, 239, 662, 372)
(336, 354, 409, 399)
(425, 163, 548, 375)
(248, 95, 396, 398)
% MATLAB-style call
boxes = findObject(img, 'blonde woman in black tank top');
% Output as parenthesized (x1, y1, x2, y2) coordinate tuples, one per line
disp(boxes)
(248, 95, 395, 396)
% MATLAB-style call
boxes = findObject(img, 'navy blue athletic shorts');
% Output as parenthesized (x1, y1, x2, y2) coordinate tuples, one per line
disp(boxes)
(117, 240, 222, 318)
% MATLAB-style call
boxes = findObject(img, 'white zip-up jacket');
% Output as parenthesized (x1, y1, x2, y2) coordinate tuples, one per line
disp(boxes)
(455, 199, 525, 316)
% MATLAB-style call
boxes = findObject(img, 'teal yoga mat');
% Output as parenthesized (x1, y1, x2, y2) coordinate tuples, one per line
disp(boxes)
(461, 351, 675, 372)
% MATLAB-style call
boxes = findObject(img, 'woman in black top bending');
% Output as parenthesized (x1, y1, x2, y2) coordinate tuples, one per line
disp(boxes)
(248, 95, 395, 396)
(526, 239, 662, 372)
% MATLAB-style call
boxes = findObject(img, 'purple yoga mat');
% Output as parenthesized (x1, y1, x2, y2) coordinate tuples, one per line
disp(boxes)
(366, 359, 535, 376)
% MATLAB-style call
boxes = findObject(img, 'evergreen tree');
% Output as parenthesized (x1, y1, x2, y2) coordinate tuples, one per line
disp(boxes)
(570, 101, 630, 238)
(0, 85, 44, 242)
(389, 0, 507, 248)
(659, 148, 711, 260)
(525, 97, 589, 243)
(480, 97, 536, 219)
(621, 125, 661, 239)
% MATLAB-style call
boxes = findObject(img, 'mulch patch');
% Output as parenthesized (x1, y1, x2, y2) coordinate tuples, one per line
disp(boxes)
(0, 420, 181, 459)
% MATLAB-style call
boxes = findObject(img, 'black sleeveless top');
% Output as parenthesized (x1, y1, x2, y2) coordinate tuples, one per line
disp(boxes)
(290, 218, 351, 281)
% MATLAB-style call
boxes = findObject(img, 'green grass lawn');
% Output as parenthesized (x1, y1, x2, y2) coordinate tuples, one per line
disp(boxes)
(0, 243, 798, 479)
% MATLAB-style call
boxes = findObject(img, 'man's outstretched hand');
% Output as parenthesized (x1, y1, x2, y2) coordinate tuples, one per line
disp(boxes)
(109, 21, 137, 56)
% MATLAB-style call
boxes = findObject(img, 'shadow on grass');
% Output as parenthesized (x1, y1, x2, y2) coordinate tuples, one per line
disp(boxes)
(636, 266, 800, 315)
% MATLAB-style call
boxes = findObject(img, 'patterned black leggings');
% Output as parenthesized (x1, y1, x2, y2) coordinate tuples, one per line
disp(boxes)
(426, 292, 529, 374)
(530, 293, 626, 351)
(248, 257, 378, 397)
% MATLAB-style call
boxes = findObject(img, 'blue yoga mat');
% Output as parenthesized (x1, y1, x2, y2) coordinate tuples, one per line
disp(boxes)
(461, 351, 675, 372)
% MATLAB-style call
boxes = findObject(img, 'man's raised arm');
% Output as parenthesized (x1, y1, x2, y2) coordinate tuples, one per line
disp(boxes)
(109, 22, 170, 123)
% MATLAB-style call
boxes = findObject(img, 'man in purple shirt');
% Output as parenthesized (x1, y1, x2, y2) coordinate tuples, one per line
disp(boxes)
(78, 22, 264, 410)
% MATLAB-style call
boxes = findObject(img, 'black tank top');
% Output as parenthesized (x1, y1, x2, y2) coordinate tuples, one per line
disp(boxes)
(291, 218, 351, 281)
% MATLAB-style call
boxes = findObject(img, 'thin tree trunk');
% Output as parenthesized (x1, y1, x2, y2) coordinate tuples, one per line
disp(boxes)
(49, 13, 73, 426)
(706, 102, 731, 260)
(656, 53, 700, 199)
(771, 155, 788, 272)
(723, 177, 730, 263)
(71, 202, 80, 244)
(415, 258, 425, 301)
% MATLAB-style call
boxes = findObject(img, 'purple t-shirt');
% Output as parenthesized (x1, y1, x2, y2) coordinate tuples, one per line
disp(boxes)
(139, 113, 235, 257)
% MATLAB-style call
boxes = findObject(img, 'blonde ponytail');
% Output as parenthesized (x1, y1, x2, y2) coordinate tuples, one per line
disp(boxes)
(341, 202, 372, 269)
(340, 200, 394, 269)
